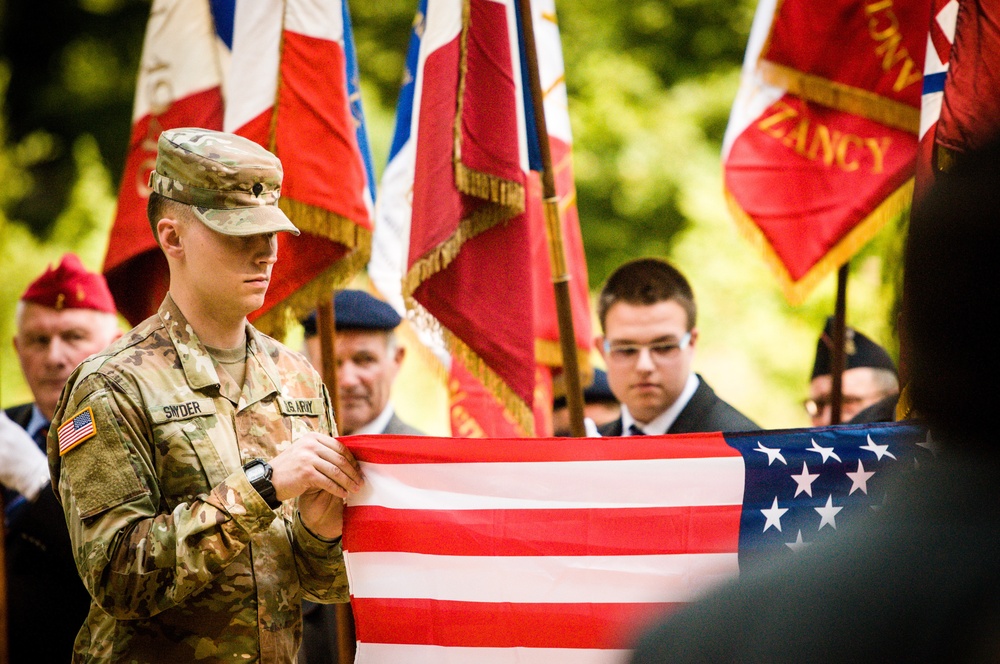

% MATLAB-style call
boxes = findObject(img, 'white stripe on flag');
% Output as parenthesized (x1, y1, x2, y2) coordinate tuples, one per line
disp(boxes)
(285, 0, 345, 41)
(351, 457, 746, 510)
(354, 643, 632, 664)
(346, 551, 739, 603)
(224, 0, 282, 133)
(132, 0, 222, 122)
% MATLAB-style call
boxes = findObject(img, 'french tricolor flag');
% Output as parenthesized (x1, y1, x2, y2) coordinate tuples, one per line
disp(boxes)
(104, 0, 374, 334)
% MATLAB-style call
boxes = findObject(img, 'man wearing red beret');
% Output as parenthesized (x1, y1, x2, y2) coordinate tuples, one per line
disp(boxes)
(2, 253, 122, 663)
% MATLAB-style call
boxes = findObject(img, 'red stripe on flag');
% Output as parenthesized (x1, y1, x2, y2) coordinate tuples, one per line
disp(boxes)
(104, 87, 224, 326)
(350, 598, 678, 650)
(277, 31, 370, 225)
(343, 432, 738, 464)
(344, 505, 741, 556)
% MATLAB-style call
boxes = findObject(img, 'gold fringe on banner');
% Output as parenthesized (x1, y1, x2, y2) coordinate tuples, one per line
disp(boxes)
(404, 294, 535, 435)
(252, 200, 372, 340)
(454, 163, 525, 210)
(725, 178, 913, 306)
(758, 61, 920, 134)
(535, 338, 591, 372)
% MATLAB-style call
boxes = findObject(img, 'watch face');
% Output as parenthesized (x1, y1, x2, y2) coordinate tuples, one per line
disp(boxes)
(245, 461, 265, 483)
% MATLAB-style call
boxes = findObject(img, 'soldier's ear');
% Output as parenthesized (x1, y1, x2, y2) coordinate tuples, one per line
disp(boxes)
(157, 217, 185, 259)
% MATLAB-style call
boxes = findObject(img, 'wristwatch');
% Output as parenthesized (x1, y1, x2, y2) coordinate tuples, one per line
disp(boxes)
(243, 459, 281, 509)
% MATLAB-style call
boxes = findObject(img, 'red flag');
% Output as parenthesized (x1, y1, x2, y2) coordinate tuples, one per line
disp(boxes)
(723, 0, 925, 304)
(105, 0, 374, 334)
(402, 0, 536, 434)
(759, 0, 929, 132)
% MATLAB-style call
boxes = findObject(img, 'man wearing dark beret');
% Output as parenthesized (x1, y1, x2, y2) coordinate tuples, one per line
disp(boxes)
(302, 289, 423, 437)
(3, 253, 122, 663)
(804, 316, 899, 426)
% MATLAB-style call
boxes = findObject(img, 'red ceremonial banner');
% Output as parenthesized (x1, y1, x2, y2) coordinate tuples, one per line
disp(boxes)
(404, 0, 537, 434)
(724, 0, 925, 304)
(726, 94, 916, 292)
(759, 0, 931, 133)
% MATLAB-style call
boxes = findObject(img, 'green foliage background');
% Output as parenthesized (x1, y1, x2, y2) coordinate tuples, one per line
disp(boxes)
(0, 0, 905, 429)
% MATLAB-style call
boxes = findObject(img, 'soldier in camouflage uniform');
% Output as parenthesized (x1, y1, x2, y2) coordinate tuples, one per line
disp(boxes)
(48, 128, 364, 663)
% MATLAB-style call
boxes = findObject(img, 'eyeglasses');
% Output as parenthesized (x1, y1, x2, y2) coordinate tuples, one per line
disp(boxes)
(603, 332, 692, 365)
(803, 393, 886, 417)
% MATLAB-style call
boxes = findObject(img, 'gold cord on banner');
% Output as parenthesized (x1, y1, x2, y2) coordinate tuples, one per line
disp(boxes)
(758, 61, 920, 134)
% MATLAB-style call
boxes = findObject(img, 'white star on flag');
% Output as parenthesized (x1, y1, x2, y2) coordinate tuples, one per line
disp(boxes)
(815, 494, 843, 530)
(761, 496, 788, 532)
(860, 434, 897, 461)
(791, 461, 820, 497)
(753, 441, 787, 465)
(846, 459, 876, 495)
(786, 530, 810, 553)
(807, 438, 842, 463)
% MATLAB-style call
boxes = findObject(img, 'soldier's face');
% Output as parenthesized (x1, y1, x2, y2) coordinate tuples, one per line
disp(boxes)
(13, 303, 121, 420)
(181, 219, 278, 318)
(334, 330, 404, 435)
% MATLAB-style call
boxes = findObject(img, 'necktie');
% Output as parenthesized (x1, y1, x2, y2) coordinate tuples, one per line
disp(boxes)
(34, 424, 50, 452)
(628, 424, 646, 436)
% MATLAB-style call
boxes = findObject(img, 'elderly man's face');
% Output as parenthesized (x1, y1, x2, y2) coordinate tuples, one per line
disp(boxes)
(13, 303, 121, 420)
(807, 367, 896, 426)
(320, 330, 405, 435)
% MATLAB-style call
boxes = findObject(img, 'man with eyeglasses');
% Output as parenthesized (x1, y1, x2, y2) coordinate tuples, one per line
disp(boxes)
(805, 317, 899, 426)
(594, 257, 759, 437)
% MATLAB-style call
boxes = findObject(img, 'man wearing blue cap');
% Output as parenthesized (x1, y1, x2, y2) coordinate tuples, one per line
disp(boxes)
(551, 368, 621, 436)
(805, 317, 900, 426)
(303, 290, 423, 437)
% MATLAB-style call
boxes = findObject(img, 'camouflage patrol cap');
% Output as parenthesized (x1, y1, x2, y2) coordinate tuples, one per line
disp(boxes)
(149, 127, 300, 236)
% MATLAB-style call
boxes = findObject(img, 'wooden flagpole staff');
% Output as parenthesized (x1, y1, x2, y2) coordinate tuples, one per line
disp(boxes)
(517, 0, 587, 438)
(829, 263, 849, 425)
(314, 296, 357, 664)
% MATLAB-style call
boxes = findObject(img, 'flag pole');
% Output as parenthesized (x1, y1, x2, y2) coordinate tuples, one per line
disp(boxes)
(314, 295, 356, 664)
(517, 0, 587, 437)
(0, 492, 8, 664)
(829, 263, 849, 425)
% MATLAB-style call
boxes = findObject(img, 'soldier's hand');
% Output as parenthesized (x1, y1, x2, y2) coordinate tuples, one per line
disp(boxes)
(269, 432, 363, 502)
(268, 432, 363, 540)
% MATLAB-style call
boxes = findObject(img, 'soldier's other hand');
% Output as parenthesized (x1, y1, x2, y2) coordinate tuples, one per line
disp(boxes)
(269, 431, 363, 503)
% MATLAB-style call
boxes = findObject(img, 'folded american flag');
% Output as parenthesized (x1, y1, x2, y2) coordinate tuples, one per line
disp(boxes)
(343, 422, 929, 663)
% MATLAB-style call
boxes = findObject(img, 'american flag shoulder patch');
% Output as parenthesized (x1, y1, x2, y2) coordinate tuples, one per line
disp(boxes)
(58, 407, 98, 455)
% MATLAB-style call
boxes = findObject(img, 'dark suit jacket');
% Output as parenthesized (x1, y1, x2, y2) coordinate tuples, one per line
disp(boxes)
(4, 404, 91, 662)
(597, 375, 760, 436)
(382, 412, 425, 435)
